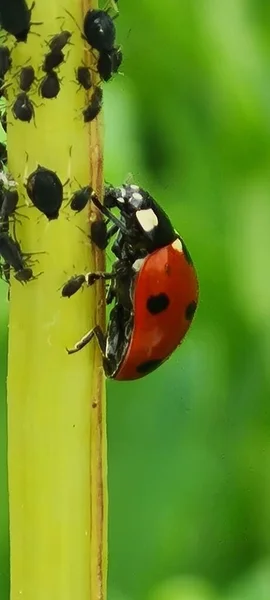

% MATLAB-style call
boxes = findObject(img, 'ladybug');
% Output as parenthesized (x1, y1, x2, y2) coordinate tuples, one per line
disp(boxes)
(66, 184, 199, 380)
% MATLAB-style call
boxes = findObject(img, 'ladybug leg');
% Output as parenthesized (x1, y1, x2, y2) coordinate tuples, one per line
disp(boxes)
(85, 271, 116, 286)
(106, 281, 116, 304)
(91, 194, 129, 235)
(66, 325, 106, 355)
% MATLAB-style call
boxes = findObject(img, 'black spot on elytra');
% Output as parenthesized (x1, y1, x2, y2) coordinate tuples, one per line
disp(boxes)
(180, 237, 193, 265)
(185, 300, 197, 321)
(147, 293, 170, 315)
(136, 358, 163, 375)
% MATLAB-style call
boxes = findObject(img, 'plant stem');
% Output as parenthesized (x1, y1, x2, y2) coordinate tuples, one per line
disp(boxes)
(6, 1, 107, 599)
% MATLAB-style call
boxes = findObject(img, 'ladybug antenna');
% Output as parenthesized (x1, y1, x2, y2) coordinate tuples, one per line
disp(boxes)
(91, 194, 128, 235)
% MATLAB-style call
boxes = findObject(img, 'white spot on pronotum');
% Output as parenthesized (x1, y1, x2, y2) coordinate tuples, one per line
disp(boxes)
(132, 192, 143, 202)
(172, 238, 183, 252)
(117, 196, 124, 203)
(132, 258, 145, 272)
(130, 184, 139, 191)
(136, 208, 158, 232)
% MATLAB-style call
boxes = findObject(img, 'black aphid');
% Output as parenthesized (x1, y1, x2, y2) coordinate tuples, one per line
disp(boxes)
(19, 65, 35, 91)
(0, 112, 7, 132)
(12, 92, 34, 122)
(83, 9, 116, 52)
(83, 86, 103, 123)
(90, 219, 108, 250)
(76, 66, 92, 90)
(0, 46, 12, 78)
(39, 71, 60, 98)
(62, 274, 86, 298)
(0, 232, 24, 271)
(48, 30, 71, 53)
(26, 165, 63, 220)
(97, 46, 122, 82)
(42, 49, 64, 72)
(0, 189, 19, 221)
(0, 142, 7, 164)
(1, 1, 42, 43)
(0, 261, 10, 284)
(14, 266, 34, 283)
(70, 185, 93, 213)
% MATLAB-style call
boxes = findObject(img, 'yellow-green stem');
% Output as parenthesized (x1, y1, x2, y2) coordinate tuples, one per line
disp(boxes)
(6, 1, 107, 599)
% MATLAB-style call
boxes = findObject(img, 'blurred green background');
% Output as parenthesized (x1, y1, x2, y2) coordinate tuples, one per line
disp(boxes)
(2, 0, 270, 598)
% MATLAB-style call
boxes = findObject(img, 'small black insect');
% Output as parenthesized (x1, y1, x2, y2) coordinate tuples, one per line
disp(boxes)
(26, 165, 63, 220)
(0, 232, 24, 271)
(0, 46, 12, 78)
(0, 77, 8, 99)
(19, 65, 35, 91)
(14, 266, 34, 283)
(42, 49, 64, 72)
(97, 46, 122, 82)
(0, 142, 7, 164)
(62, 274, 86, 298)
(76, 66, 92, 91)
(48, 30, 72, 53)
(0, 112, 7, 132)
(90, 219, 108, 250)
(1, 1, 42, 43)
(83, 9, 116, 52)
(69, 185, 93, 213)
(83, 86, 103, 123)
(0, 189, 19, 222)
(12, 92, 34, 122)
(0, 261, 10, 284)
(39, 71, 60, 99)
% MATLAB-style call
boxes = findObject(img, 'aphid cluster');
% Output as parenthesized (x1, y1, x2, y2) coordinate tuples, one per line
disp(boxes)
(61, 2, 122, 122)
(83, 7, 122, 82)
(0, 1, 123, 127)
(0, 145, 36, 284)
(40, 30, 71, 99)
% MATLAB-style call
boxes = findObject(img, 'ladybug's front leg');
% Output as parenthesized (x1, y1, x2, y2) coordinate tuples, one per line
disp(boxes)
(66, 325, 106, 356)
(61, 271, 116, 297)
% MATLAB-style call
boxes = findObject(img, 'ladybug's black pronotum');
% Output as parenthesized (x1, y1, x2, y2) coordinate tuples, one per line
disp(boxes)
(12, 92, 34, 122)
(26, 165, 63, 220)
(83, 86, 103, 123)
(83, 9, 116, 52)
(39, 71, 61, 99)
(76, 66, 92, 91)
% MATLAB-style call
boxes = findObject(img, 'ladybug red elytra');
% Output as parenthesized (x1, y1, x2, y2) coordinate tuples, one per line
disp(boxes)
(66, 184, 199, 380)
